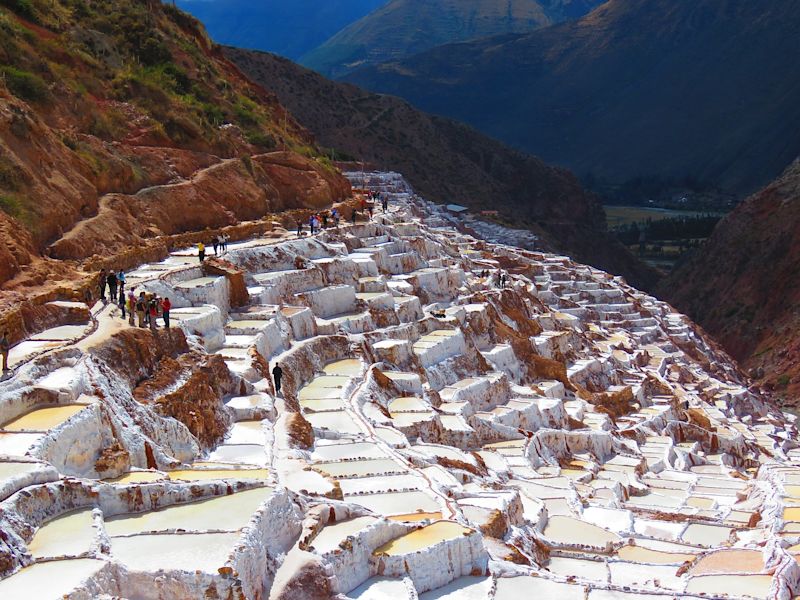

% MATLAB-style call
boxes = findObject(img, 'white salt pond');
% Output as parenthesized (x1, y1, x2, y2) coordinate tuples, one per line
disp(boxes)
(543, 515, 620, 547)
(310, 516, 376, 554)
(111, 532, 240, 573)
(313, 458, 406, 478)
(0, 432, 43, 455)
(28, 509, 95, 559)
(105, 470, 165, 484)
(346, 490, 440, 516)
(225, 421, 265, 445)
(306, 410, 363, 435)
(166, 468, 269, 482)
(418, 576, 492, 600)
(323, 359, 362, 376)
(311, 441, 385, 461)
(494, 576, 585, 600)
(0, 558, 105, 599)
(105, 487, 272, 536)
(346, 577, 410, 599)
(685, 574, 773, 599)
(206, 443, 267, 465)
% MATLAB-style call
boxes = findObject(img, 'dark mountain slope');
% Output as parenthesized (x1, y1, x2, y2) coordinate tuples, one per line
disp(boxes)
(346, 0, 800, 196)
(663, 159, 800, 406)
(302, 0, 563, 78)
(175, 0, 386, 59)
(227, 47, 658, 289)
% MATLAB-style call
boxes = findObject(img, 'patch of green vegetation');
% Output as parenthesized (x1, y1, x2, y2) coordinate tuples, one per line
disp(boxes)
(778, 375, 791, 387)
(0, 156, 24, 190)
(233, 96, 262, 128)
(245, 130, 276, 150)
(0, 0, 36, 22)
(0, 193, 35, 227)
(0, 64, 49, 101)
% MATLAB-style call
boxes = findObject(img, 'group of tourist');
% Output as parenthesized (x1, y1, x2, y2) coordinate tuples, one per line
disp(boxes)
(198, 233, 231, 263)
(294, 195, 391, 238)
(94, 270, 171, 330)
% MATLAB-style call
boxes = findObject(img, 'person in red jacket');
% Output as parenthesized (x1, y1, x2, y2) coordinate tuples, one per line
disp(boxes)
(161, 297, 172, 329)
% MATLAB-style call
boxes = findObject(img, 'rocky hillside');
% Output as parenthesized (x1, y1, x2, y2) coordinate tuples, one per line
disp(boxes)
(301, 0, 594, 78)
(346, 0, 800, 197)
(227, 47, 657, 289)
(663, 159, 800, 407)
(0, 0, 350, 297)
(175, 0, 386, 59)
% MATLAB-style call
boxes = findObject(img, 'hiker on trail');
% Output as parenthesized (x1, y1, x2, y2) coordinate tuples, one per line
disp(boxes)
(117, 270, 126, 296)
(332, 208, 340, 227)
(107, 270, 118, 302)
(322, 212, 328, 229)
(136, 293, 147, 328)
(382, 196, 388, 213)
(148, 296, 159, 330)
(162, 297, 171, 329)
(198, 242, 205, 263)
(213, 235, 219, 256)
(309, 215, 316, 235)
(223, 234, 229, 252)
(351, 210, 357, 225)
(1, 331, 10, 373)
(368, 203, 374, 219)
(296, 220, 303, 237)
(272, 363, 283, 395)
(118, 288, 126, 319)
(127, 291, 136, 326)
(99, 269, 107, 302)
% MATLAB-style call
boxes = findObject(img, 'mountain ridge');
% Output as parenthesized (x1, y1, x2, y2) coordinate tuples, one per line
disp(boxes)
(345, 0, 800, 197)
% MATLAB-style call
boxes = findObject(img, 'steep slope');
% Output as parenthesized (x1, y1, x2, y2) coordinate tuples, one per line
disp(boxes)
(227, 47, 657, 289)
(0, 1, 349, 296)
(301, 0, 555, 78)
(175, 0, 386, 59)
(346, 0, 800, 197)
(663, 159, 800, 407)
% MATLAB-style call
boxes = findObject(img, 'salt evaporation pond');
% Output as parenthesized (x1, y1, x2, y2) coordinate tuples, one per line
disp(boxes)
(28, 509, 95, 559)
(111, 532, 241, 573)
(105, 487, 272, 535)
(2, 405, 85, 432)
(347, 577, 409, 599)
(685, 573, 773, 598)
(0, 558, 105, 599)
(494, 576, 585, 600)
(374, 521, 470, 555)
(311, 516, 377, 554)
(324, 359, 363, 376)
(166, 468, 269, 482)
(543, 515, 620, 547)
(105, 470, 165, 484)
(347, 490, 440, 516)
(418, 576, 492, 600)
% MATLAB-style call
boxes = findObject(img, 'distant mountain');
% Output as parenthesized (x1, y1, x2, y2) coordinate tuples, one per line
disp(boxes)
(227, 47, 658, 289)
(662, 159, 800, 407)
(302, 0, 605, 78)
(174, 0, 386, 59)
(346, 0, 800, 197)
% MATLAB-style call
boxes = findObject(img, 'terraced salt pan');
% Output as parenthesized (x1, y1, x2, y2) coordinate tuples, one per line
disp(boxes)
(346, 577, 410, 599)
(105, 470, 165, 484)
(105, 486, 272, 536)
(418, 576, 493, 599)
(374, 521, 471, 555)
(205, 443, 267, 465)
(112, 532, 241, 573)
(0, 558, 105, 599)
(324, 359, 363, 376)
(347, 490, 441, 516)
(339, 474, 421, 495)
(543, 515, 620, 548)
(616, 544, 695, 564)
(30, 325, 88, 341)
(685, 574, 773, 599)
(312, 441, 385, 461)
(313, 458, 406, 478)
(311, 516, 377, 554)
(306, 410, 363, 435)
(2, 404, 86, 432)
(166, 468, 269, 482)
(0, 460, 40, 480)
(225, 421, 265, 445)
(28, 509, 95, 559)
(494, 577, 585, 600)
(0, 432, 43, 454)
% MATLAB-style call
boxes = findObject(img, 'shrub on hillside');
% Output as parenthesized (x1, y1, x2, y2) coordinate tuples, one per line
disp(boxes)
(0, 65, 49, 101)
(0, 0, 36, 22)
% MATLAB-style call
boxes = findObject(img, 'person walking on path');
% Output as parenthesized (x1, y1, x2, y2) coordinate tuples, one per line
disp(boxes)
(99, 269, 108, 303)
(1, 331, 10, 373)
(296, 220, 303, 237)
(213, 235, 219, 256)
(198, 242, 205, 263)
(127, 291, 136, 326)
(309, 215, 316, 235)
(161, 297, 171, 329)
(368, 203, 374, 219)
(107, 270, 118, 303)
(272, 363, 283, 395)
(118, 288, 126, 319)
(117, 270, 126, 297)
(222, 234, 229, 253)
(351, 210, 357, 225)
(149, 297, 159, 330)
(136, 293, 147, 328)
